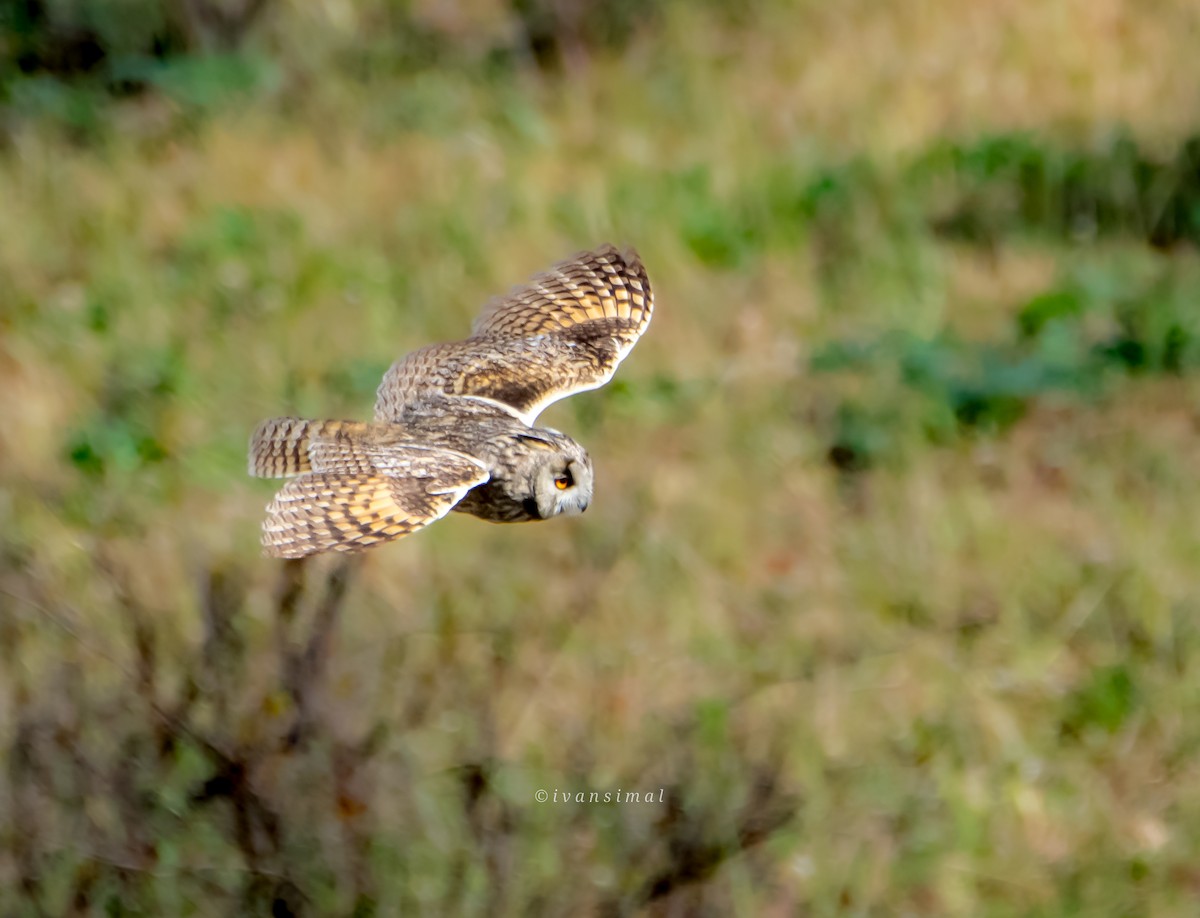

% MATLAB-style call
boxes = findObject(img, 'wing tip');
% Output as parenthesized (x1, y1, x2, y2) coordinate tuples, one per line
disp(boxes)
(571, 242, 648, 282)
(249, 416, 311, 478)
(596, 242, 652, 318)
(470, 243, 653, 337)
(557, 242, 654, 327)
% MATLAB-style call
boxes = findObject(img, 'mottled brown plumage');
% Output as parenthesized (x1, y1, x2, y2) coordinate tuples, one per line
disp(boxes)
(249, 245, 653, 558)
(374, 244, 652, 425)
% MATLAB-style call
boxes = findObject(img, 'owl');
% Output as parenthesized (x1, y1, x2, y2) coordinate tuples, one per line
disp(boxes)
(248, 245, 653, 558)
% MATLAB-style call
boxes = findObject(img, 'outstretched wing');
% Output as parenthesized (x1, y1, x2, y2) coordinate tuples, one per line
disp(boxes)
(470, 244, 653, 339)
(251, 418, 489, 558)
(375, 245, 653, 426)
(249, 418, 373, 478)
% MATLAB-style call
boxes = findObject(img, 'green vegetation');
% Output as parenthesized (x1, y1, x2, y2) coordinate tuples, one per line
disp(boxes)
(4, 0, 1200, 914)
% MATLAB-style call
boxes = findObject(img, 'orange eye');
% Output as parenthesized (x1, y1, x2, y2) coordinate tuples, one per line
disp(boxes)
(554, 476, 570, 490)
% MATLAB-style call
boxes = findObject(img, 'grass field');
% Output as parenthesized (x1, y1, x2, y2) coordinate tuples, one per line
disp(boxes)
(3, 1, 1200, 913)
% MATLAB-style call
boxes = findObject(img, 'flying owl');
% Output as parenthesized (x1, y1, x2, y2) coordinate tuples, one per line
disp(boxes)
(248, 245, 653, 558)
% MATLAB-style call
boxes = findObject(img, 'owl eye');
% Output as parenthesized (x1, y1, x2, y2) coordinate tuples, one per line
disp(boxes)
(554, 469, 574, 490)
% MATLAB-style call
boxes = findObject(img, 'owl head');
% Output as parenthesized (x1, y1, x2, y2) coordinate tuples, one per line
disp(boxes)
(514, 429, 594, 520)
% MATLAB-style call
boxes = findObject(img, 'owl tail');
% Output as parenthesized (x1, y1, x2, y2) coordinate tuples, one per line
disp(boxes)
(248, 417, 370, 478)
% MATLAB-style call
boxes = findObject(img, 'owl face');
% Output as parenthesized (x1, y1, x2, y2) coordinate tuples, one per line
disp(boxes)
(517, 430, 594, 521)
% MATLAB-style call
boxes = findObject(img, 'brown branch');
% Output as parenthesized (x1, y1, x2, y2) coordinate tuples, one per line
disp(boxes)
(279, 555, 361, 749)
(174, 0, 275, 52)
(635, 771, 798, 907)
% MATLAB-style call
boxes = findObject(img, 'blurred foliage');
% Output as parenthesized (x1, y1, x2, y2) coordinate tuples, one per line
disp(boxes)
(5, 0, 1200, 914)
(812, 250, 1200, 469)
(923, 133, 1200, 249)
(0, 0, 674, 119)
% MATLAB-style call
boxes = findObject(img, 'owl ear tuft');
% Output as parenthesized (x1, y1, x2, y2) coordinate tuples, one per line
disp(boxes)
(514, 432, 557, 450)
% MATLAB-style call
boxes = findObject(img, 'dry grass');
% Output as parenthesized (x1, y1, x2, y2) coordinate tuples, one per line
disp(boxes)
(3, 1, 1200, 914)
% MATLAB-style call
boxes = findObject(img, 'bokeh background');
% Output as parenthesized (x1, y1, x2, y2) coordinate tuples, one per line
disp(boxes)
(3, 1, 1200, 914)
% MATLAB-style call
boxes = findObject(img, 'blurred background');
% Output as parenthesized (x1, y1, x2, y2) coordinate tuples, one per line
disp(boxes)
(3, 0, 1200, 914)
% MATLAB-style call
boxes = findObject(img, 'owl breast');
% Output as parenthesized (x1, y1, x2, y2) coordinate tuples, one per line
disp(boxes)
(452, 481, 540, 523)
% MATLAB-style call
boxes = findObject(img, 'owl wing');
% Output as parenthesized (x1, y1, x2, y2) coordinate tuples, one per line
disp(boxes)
(374, 245, 653, 426)
(253, 420, 489, 558)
